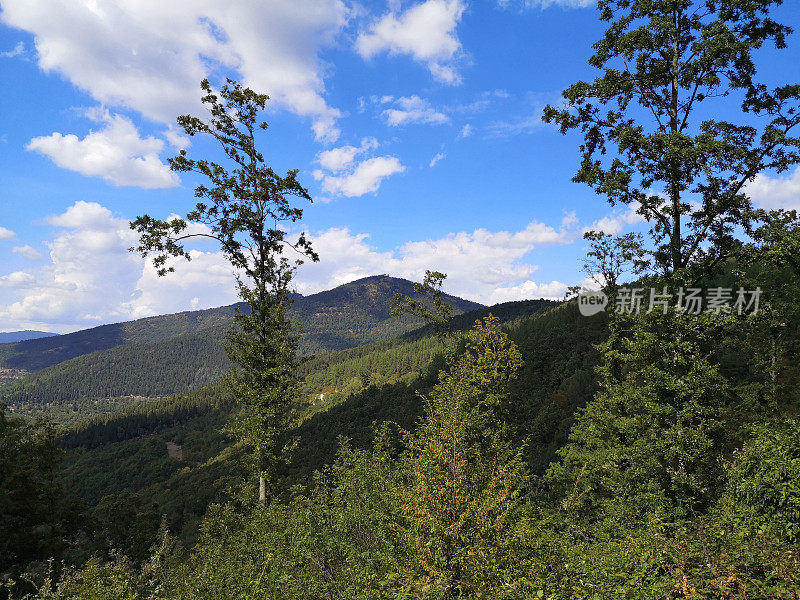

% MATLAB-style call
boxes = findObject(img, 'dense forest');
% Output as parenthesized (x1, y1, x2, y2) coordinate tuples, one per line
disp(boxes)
(3, 1, 800, 598)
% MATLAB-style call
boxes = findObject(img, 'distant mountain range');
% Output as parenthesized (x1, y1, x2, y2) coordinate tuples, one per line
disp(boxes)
(0, 276, 482, 373)
(0, 276, 484, 414)
(0, 330, 57, 343)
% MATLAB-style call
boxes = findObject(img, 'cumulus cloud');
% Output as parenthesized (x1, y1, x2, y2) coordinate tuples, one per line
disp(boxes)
(380, 95, 449, 126)
(1, 0, 347, 141)
(12, 245, 42, 260)
(0, 227, 15, 240)
(163, 126, 191, 151)
(356, 0, 465, 84)
(316, 137, 378, 172)
(27, 109, 179, 189)
(320, 156, 405, 197)
(746, 167, 800, 211)
(312, 137, 405, 198)
(488, 280, 569, 304)
(0, 271, 35, 287)
(295, 220, 572, 303)
(0, 201, 580, 330)
(0, 201, 239, 332)
(583, 203, 644, 235)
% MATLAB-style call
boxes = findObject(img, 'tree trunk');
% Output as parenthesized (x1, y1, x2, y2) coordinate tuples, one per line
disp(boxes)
(259, 473, 267, 506)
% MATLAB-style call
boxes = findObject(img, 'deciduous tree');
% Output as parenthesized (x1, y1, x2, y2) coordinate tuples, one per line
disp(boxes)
(544, 0, 800, 279)
(130, 79, 317, 503)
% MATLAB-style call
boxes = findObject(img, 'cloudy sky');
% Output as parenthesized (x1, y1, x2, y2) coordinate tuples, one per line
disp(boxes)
(0, 0, 799, 333)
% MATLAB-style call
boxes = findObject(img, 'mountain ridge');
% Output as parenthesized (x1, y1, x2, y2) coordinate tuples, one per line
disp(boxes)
(0, 330, 57, 343)
(0, 275, 483, 373)
(0, 276, 485, 416)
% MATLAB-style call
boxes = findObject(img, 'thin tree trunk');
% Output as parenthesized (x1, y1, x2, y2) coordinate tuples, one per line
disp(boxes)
(259, 472, 267, 505)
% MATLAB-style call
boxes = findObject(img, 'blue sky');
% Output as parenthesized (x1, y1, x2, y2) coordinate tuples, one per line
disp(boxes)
(0, 0, 799, 333)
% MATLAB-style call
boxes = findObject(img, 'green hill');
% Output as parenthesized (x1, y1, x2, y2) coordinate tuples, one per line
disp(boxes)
(0, 276, 483, 418)
(53, 299, 601, 542)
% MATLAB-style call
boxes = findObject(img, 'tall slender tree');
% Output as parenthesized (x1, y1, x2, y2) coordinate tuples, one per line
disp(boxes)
(130, 78, 317, 503)
(544, 0, 800, 279)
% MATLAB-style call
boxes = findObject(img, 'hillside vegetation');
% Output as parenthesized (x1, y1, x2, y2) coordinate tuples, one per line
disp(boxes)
(0, 276, 483, 419)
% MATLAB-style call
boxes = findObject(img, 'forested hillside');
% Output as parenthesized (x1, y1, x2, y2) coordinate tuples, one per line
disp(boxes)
(0, 304, 241, 372)
(0, 275, 481, 374)
(0, 276, 483, 419)
(41, 299, 594, 548)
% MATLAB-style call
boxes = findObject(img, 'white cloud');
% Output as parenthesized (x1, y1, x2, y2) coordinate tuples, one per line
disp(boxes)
(583, 203, 644, 235)
(163, 126, 191, 151)
(746, 167, 800, 211)
(381, 95, 448, 126)
(0, 271, 35, 287)
(0, 227, 15, 240)
(1, 0, 347, 142)
(316, 137, 378, 172)
(429, 152, 445, 167)
(313, 136, 405, 198)
(295, 219, 572, 303)
(488, 280, 569, 304)
(0, 201, 579, 331)
(12, 245, 42, 260)
(356, 0, 465, 84)
(321, 156, 405, 197)
(459, 123, 473, 138)
(27, 109, 179, 189)
(0, 201, 239, 332)
(1, 41, 25, 58)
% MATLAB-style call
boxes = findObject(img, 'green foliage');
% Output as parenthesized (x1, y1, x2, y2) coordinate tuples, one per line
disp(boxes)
(725, 419, 800, 544)
(397, 315, 539, 598)
(543, 0, 800, 276)
(0, 407, 81, 590)
(580, 230, 648, 295)
(164, 445, 401, 600)
(548, 310, 738, 526)
(390, 270, 454, 341)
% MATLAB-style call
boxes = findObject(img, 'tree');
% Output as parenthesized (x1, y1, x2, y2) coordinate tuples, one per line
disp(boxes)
(580, 230, 648, 296)
(390, 270, 454, 342)
(547, 310, 736, 527)
(130, 78, 317, 503)
(544, 0, 800, 279)
(397, 316, 538, 598)
(0, 406, 77, 587)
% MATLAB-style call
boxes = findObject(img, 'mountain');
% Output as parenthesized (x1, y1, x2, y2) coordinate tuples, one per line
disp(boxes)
(0, 330, 57, 343)
(0, 304, 240, 372)
(0, 275, 482, 374)
(292, 275, 483, 353)
(0, 276, 484, 417)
